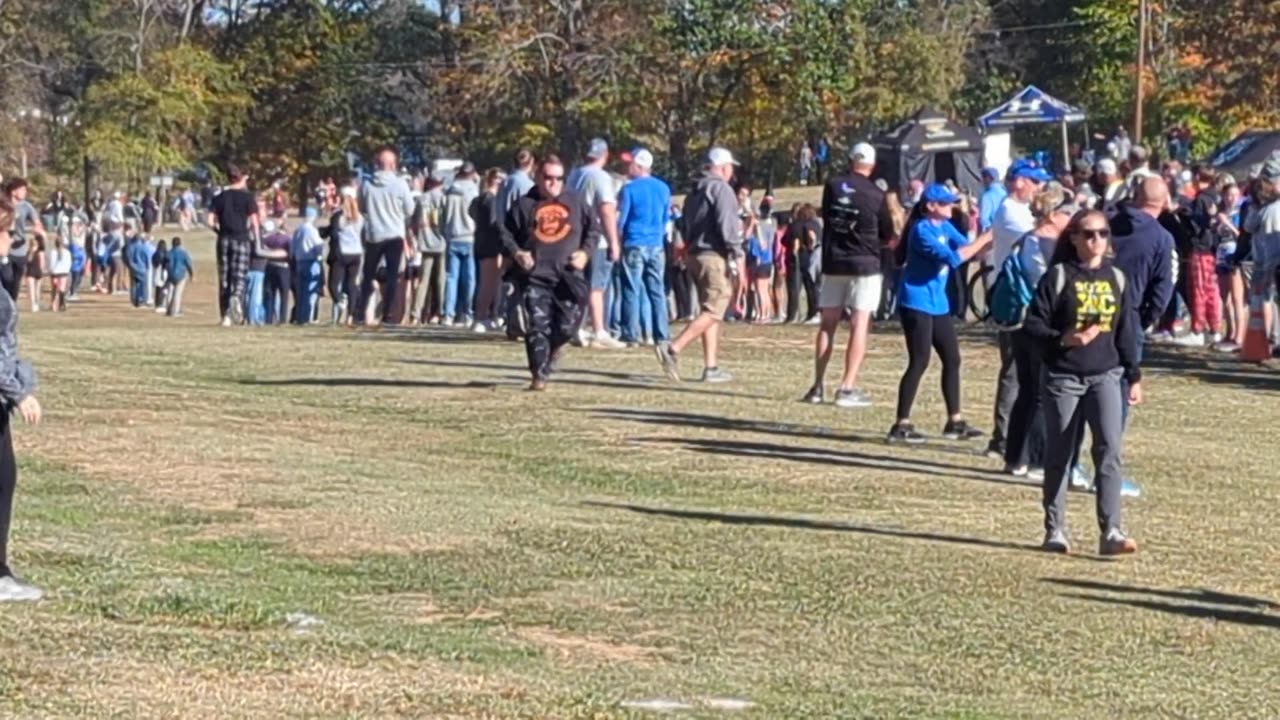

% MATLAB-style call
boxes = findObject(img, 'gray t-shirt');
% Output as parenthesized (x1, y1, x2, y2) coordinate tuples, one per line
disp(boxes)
(9, 201, 37, 258)
(569, 165, 617, 249)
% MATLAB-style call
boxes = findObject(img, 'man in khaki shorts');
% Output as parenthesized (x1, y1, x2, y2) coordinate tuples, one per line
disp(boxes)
(803, 142, 894, 407)
(655, 147, 743, 383)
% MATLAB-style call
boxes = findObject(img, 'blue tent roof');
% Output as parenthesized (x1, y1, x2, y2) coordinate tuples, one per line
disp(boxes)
(978, 86, 1086, 128)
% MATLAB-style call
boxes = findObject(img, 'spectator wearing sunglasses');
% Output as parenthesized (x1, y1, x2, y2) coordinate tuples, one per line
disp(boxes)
(1023, 209, 1143, 556)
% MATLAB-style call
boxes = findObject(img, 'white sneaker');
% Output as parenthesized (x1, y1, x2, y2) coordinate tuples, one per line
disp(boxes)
(221, 316, 232, 327)
(441, 318, 454, 327)
(471, 321, 488, 334)
(1209, 332, 1223, 345)
(591, 333, 627, 350)
(574, 328, 594, 347)
(1172, 332, 1205, 348)
(0, 575, 43, 602)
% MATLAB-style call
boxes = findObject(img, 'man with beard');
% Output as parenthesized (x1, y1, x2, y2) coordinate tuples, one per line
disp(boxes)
(500, 155, 595, 391)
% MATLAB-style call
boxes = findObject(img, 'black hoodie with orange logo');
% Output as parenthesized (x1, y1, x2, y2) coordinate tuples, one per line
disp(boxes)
(499, 185, 595, 291)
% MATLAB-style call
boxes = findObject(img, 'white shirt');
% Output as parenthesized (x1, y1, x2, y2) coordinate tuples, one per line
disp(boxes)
(991, 196, 1035, 268)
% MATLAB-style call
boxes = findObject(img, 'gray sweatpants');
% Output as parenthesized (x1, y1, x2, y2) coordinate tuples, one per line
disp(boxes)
(991, 331, 1018, 449)
(1042, 368, 1125, 536)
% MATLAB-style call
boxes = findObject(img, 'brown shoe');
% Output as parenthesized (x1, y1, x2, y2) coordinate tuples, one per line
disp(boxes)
(1099, 530, 1138, 556)
(528, 378, 548, 392)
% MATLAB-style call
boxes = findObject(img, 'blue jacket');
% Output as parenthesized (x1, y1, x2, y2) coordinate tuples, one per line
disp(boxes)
(125, 239, 151, 276)
(1109, 205, 1175, 329)
(618, 175, 671, 249)
(167, 247, 194, 282)
(898, 218, 968, 315)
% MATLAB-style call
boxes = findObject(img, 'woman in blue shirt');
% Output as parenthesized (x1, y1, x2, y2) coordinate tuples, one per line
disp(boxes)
(889, 184, 993, 444)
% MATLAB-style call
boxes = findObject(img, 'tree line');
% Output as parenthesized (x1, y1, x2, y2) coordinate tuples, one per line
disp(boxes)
(0, 0, 1274, 198)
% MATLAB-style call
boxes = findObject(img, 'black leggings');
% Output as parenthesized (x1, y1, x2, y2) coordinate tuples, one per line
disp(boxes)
(896, 308, 962, 421)
(264, 263, 291, 325)
(0, 412, 15, 576)
(328, 254, 362, 312)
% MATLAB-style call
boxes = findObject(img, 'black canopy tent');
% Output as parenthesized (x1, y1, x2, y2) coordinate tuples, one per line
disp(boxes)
(871, 106, 985, 199)
(1208, 130, 1280, 181)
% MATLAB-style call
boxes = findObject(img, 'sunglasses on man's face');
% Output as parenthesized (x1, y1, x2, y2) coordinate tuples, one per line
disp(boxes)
(1079, 228, 1110, 240)
(543, 175, 565, 183)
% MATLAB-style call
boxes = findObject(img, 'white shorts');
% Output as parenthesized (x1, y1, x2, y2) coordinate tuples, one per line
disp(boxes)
(818, 273, 883, 313)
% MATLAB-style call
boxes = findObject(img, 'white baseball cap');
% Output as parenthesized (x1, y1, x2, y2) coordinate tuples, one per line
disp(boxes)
(849, 142, 876, 165)
(633, 149, 654, 170)
(707, 147, 739, 167)
(1097, 158, 1118, 176)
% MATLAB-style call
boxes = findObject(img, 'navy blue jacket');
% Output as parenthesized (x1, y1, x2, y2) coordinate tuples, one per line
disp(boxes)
(1109, 205, 1175, 330)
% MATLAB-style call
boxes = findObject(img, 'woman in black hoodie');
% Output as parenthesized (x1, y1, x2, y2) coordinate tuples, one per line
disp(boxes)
(1023, 209, 1143, 557)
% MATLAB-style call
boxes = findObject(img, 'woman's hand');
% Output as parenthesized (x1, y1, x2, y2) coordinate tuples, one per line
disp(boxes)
(1061, 324, 1102, 348)
(1128, 381, 1144, 406)
(17, 395, 41, 425)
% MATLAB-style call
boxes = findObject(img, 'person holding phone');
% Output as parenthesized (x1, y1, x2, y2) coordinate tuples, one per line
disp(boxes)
(1023, 209, 1143, 556)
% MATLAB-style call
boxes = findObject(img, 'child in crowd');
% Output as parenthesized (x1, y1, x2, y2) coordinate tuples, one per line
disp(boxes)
(68, 216, 88, 300)
(165, 237, 194, 317)
(47, 234, 71, 312)
(24, 239, 44, 313)
(151, 240, 169, 312)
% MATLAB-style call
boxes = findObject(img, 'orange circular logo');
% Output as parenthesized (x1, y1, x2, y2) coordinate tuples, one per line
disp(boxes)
(534, 203, 571, 244)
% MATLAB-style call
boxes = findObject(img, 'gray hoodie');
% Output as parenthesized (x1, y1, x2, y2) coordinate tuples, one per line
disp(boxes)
(440, 177, 480, 243)
(359, 170, 415, 243)
(681, 170, 743, 259)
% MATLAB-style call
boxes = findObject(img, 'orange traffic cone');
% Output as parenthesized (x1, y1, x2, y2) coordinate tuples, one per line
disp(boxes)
(1241, 293, 1272, 362)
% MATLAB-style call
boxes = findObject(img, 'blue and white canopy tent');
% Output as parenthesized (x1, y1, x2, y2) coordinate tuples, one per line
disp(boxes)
(978, 86, 1088, 170)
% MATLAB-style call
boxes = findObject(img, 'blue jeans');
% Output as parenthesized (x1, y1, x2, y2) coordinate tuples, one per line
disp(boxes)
(292, 259, 322, 324)
(621, 245, 669, 342)
(130, 271, 147, 307)
(443, 240, 476, 321)
(246, 269, 266, 326)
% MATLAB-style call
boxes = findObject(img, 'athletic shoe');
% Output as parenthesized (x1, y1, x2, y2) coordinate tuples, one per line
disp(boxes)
(220, 316, 232, 328)
(1214, 341, 1241, 353)
(1026, 467, 1046, 482)
(528, 378, 548, 392)
(1041, 529, 1071, 554)
(1120, 478, 1142, 498)
(1069, 464, 1092, 491)
(1005, 464, 1029, 477)
(941, 420, 984, 441)
(654, 343, 681, 382)
(833, 387, 872, 408)
(803, 315, 820, 325)
(1172, 332, 1206, 348)
(1099, 529, 1138, 556)
(573, 328, 592, 347)
(591, 333, 627, 350)
(887, 423, 927, 445)
(701, 367, 733, 384)
(801, 383, 824, 404)
(154, 306, 166, 314)
(0, 574, 43, 602)
(985, 439, 1005, 460)
(440, 317, 454, 327)
(471, 321, 488, 334)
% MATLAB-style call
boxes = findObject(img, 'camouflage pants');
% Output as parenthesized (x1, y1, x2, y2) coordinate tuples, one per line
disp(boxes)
(524, 282, 584, 381)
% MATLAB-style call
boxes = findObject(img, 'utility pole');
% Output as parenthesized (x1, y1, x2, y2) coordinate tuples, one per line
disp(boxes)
(1134, 0, 1147, 143)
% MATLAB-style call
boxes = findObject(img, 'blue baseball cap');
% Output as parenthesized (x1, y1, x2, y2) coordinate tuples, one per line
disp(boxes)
(981, 166, 1002, 180)
(1009, 158, 1053, 184)
(922, 183, 961, 205)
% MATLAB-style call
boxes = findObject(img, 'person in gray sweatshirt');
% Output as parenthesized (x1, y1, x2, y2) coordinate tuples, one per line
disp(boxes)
(358, 147, 415, 325)
(440, 162, 481, 325)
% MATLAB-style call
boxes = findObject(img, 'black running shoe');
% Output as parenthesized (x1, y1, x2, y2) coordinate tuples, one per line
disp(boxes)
(887, 423, 927, 445)
(942, 420, 984, 441)
(801, 383, 824, 404)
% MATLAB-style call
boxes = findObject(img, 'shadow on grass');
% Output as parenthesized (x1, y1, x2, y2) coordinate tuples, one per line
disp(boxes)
(239, 377, 510, 390)
(401, 357, 642, 381)
(585, 500, 1059, 557)
(592, 407, 986, 458)
(1044, 577, 1279, 614)
(524, 376, 769, 399)
(358, 328, 516, 345)
(1142, 348, 1280, 392)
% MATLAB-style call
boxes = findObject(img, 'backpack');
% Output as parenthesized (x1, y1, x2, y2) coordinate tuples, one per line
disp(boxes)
(747, 231, 773, 266)
(989, 238, 1036, 328)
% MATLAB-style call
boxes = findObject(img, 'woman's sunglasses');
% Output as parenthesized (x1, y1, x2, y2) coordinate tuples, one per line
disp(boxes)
(1078, 228, 1110, 240)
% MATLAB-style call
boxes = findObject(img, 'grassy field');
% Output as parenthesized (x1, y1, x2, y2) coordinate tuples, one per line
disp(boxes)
(1, 220, 1278, 719)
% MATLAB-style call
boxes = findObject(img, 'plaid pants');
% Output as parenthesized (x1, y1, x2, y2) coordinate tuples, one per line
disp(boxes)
(217, 235, 251, 320)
